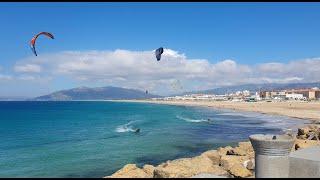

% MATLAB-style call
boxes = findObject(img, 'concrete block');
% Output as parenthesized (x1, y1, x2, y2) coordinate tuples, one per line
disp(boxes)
(289, 146, 320, 178)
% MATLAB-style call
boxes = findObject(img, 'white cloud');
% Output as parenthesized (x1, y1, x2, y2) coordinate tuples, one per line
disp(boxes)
(11, 49, 320, 95)
(0, 74, 51, 83)
(14, 64, 42, 73)
(16, 75, 53, 83)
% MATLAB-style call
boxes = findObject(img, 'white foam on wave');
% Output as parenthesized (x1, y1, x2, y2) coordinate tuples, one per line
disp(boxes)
(218, 111, 292, 123)
(176, 115, 210, 123)
(115, 120, 138, 133)
(215, 109, 308, 131)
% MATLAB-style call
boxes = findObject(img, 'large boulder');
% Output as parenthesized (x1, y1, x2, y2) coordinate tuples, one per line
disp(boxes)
(219, 142, 254, 157)
(294, 139, 320, 151)
(297, 134, 308, 140)
(142, 164, 155, 177)
(297, 127, 311, 140)
(107, 164, 151, 178)
(217, 146, 233, 156)
(226, 147, 247, 156)
(238, 141, 254, 153)
(228, 163, 253, 178)
(200, 150, 221, 165)
(307, 125, 320, 140)
(238, 141, 255, 159)
(220, 155, 250, 171)
(297, 125, 320, 140)
(153, 156, 229, 178)
(243, 159, 255, 170)
(297, 127, 310, 137)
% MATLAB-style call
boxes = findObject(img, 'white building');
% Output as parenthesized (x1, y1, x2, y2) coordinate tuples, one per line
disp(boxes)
(285, 93, 305, 100)
(255, 92, 262, 101)
(243, 90, 250, 96)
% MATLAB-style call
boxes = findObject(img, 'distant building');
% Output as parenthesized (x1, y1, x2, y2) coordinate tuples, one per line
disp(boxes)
(260, 91, 285, 99)
(243, 90, 250, 96)
(286, 89, 320, 100)
(255, 92, 262, 101)
(286, 93, 305, 100)
(260, 88, 320, 100)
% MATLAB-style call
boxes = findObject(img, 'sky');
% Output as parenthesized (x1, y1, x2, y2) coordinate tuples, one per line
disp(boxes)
(1, 2, 320, 97)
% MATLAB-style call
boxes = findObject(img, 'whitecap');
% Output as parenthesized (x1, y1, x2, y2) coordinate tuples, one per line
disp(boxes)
(115, 120, 139, 133)
(176, 115, 210, 123)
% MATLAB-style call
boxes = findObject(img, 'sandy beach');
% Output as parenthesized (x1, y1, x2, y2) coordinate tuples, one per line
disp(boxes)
(115, 100, 320, 122)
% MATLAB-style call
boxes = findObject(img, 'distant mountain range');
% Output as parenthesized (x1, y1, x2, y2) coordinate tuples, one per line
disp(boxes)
(12, 82, 320, 101)
(33, 86, 161, 101)
(182, 82, 320, 95)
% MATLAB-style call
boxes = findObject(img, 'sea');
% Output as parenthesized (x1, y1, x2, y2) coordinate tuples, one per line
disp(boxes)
(0, 101, 309, 177)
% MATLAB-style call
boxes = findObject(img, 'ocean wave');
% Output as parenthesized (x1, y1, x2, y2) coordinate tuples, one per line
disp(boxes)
(176, 115, 210, 123)
(115, 120, 139, 133)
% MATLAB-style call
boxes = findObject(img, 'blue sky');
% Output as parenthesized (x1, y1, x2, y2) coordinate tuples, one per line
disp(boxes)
(1, 2, 320, 97)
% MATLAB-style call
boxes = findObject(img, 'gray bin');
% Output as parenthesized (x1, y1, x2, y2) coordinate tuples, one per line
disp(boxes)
(249, 134, 295, 178)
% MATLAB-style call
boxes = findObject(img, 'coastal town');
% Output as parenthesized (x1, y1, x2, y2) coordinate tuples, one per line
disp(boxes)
(152, 87, 320, 102)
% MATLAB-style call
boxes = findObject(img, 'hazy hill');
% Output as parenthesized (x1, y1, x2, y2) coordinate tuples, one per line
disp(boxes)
(182, 82, 320, 95)
(33, 86, 161, 101)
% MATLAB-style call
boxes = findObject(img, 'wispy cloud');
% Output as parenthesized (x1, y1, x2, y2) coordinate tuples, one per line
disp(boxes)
(9, 49, 320, 95)
(15, 75, 52, 82)
(14, 64, 42, 73)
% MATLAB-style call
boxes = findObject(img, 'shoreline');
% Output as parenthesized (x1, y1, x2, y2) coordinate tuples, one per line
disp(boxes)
(101, 99, 320, 178)
(111, 99, 320, 122)
(107, 123, 320, 178)
(105, 99, 320, 178)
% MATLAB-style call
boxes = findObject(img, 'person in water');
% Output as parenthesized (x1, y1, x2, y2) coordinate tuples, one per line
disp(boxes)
(134, 128, 140, 133)
(206, 118, 214, 123)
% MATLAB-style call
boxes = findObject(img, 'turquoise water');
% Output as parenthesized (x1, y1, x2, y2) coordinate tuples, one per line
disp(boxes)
(0, 101, 308, 177)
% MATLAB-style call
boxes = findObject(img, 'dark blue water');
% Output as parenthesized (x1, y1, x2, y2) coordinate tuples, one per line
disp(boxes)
(0, 101, 308, 177)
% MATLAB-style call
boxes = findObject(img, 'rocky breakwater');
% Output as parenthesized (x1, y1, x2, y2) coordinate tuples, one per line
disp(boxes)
(106, 141, 254, 178)
(294, 125, 320, 150)
(105, 125, 320, 178)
